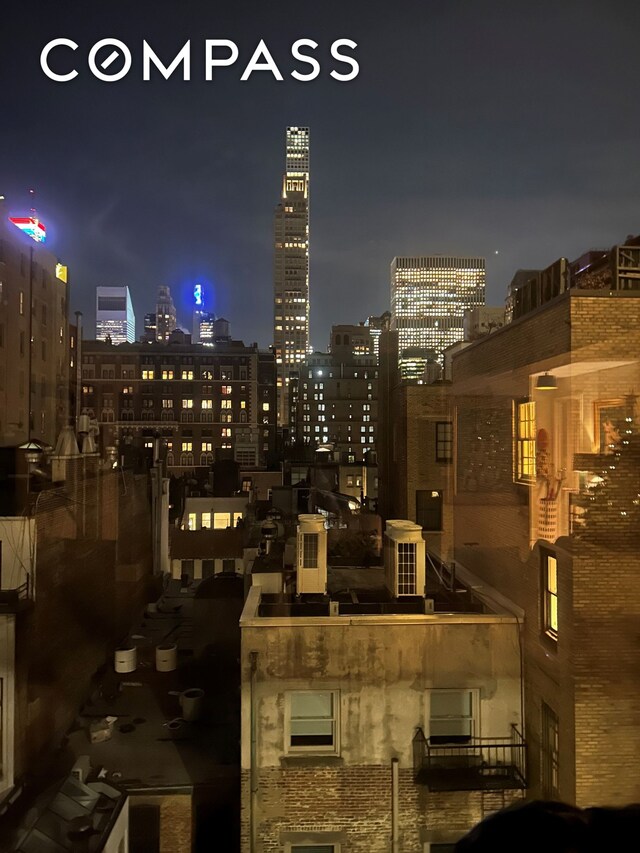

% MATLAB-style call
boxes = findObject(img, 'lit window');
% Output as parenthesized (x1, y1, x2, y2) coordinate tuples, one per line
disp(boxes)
(221, 427, 231, 437)
(286, 691, 338, 753)
(240, 400, 246, 409)
(222, 385, 232, 394)
(201, 512, 211, 529)
(221, 399, 232, 409)
(214, 512, 231, 529)
(515, 401, 536, 483)
(162, 398, 172, 408)
(182, 369, 194, 380)
(181, 441, 193, 452)
(201, 399, 213, 409)
(202, 441, 213, 452)
(182, 398, 193, 409)
(187, 512, 197, 530)
(162, 369, 174, 380)
(542, 552, 558, 640)
(262, 402, 270, 411)
(142, 369, 154, 380)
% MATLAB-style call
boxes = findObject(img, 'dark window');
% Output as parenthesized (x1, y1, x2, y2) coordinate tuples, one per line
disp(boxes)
(181, 559, 194, 578)
(416, 490, 443, 531)
(436, 421, 453, 463)
(97, 296, 127, 311)
(222, 558, 235, 573)
(129, 804, 160, 853)
(202, 559, 215, 578)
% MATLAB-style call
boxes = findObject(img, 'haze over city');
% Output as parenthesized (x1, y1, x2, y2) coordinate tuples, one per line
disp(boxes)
(2, 0, 640, 346)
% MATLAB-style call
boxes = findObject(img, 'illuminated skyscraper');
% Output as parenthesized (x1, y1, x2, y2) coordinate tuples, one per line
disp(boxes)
(390, 256, 485, 379)
(155, 285, 177, 342)
(96, 286, 135, 344)
(273, 126, 310, 425)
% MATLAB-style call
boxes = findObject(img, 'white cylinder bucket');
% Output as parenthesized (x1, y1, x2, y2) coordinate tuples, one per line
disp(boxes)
(156, 643, 178, 672)
(114, 645, 137, 673)
(179, 688, 204, 721)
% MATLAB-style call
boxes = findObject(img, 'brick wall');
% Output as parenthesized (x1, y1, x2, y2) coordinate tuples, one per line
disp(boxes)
(241, 767, 522, 852)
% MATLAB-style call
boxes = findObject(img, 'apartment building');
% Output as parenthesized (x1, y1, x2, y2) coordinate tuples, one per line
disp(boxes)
(81, 336, 277, 471)
(240, 516, 526, 852)
(448, 234, 640, 806)
(289, 325, 378, 460)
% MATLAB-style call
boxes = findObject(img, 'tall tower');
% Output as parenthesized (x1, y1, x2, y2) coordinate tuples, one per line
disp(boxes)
(273, 126, 310, 426)
(155, 285, 177, 342)
(96, 286, 135, 344)
(390, 256, 485, 380)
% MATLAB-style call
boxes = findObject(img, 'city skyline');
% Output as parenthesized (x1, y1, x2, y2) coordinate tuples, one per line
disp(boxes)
(2, 2, 640, 351)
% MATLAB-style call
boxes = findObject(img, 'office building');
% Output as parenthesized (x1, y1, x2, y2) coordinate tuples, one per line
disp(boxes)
(155, 284, 177, 342)
(364, 311, 391, 363)
(391, 256, 485, 379)
(273, 126, 310, 425)
(96, 285, 135, 344)
(0, 200, 70, 447)
(143, 312, 157, 342)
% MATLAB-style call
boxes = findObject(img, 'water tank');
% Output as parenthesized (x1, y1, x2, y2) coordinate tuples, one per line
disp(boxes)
(156, 643, 177, 672)
(114, 644, 137, 673)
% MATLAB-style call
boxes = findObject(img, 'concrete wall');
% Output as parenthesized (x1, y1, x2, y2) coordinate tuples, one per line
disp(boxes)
(240, 601, 523, 852)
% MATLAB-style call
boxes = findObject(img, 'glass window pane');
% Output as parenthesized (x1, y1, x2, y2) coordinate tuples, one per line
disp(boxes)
(431, 691, 471, 717)
(291, 692, 332, 719)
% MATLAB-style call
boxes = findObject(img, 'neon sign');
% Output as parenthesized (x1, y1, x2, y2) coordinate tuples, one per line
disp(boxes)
(194, 283, 203, 307)
(10, 216, 47, 244)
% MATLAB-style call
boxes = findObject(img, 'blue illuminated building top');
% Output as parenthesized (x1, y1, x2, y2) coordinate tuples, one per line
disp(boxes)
(194, 283, 203, 307)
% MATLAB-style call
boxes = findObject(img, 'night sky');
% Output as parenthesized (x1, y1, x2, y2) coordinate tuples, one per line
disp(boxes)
(2, 0, 640, 348)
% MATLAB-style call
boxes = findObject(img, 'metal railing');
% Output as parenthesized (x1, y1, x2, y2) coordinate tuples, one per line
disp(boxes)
(413, 724, 526, 791)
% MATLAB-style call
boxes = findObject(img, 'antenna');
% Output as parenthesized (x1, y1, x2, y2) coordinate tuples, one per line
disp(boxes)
(28, 187, 37, 217)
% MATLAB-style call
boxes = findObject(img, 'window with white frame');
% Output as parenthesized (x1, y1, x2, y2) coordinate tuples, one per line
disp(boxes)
(429, 689, 476, 744)
(287, 691, 338, 753)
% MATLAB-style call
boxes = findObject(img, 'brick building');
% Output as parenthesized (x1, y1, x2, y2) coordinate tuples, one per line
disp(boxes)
(289, 325, 378, 461)
(81, 336, 277, 472)
(240, 516, 526, 852)
(447, 235, 640, 807)
(0, 203, 70, 447)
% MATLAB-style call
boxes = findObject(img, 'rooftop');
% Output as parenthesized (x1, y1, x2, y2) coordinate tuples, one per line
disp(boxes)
(66, 580, 239, 792)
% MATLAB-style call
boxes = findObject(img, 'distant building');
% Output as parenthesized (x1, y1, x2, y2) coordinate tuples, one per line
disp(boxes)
(364, 311, 391, 363)
(391, 255, 485, 378)
(143, 311, 157, 342)
(0, 201, 70, 447)
(96, 285, 135, 344)
(289, 324, 377, 460)
(81, 337, 276, 470)
(199, 314, 231, 344)
(274, 127, 310, 424)
(155, 285, 177, 342)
